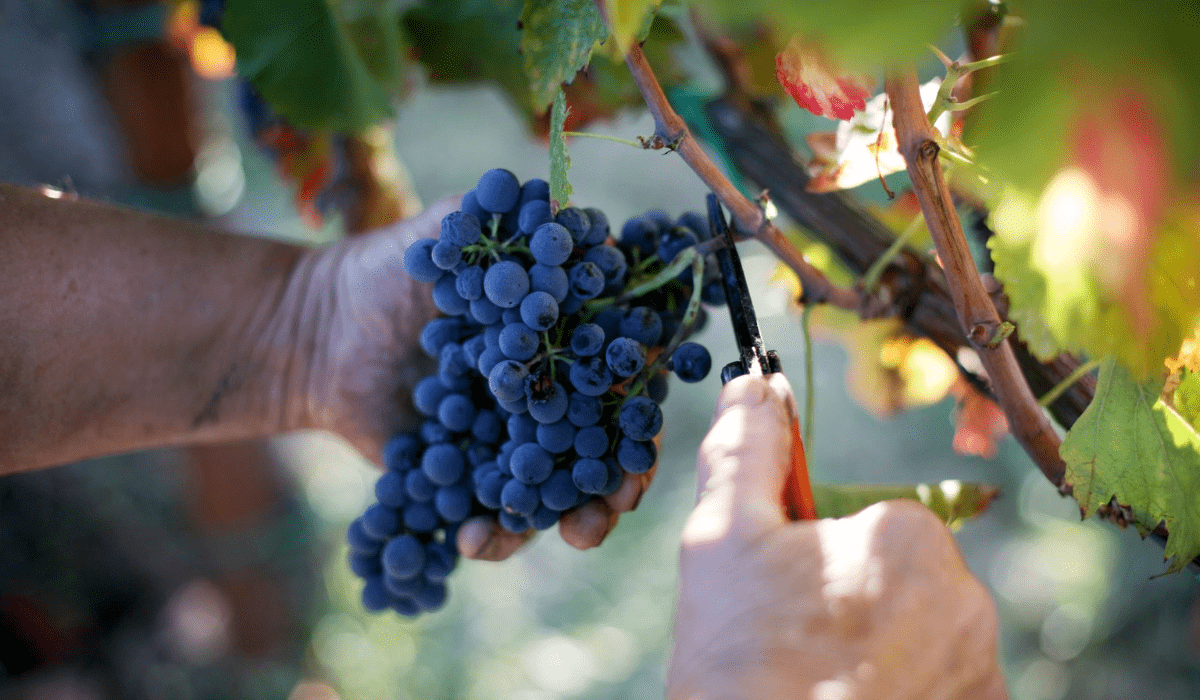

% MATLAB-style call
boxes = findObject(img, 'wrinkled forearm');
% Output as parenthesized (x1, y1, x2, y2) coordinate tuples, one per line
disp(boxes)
(0, 183, 315, 473)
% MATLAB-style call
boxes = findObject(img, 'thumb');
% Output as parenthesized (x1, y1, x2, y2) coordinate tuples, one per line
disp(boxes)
(684, 373, 796, 547)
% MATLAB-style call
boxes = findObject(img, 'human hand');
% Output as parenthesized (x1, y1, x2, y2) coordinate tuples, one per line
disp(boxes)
(294, 198, 653, 561)
(668, 374, 1007, 700)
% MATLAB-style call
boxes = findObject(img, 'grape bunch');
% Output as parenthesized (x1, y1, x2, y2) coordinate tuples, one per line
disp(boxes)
(347, 168, 720, 617)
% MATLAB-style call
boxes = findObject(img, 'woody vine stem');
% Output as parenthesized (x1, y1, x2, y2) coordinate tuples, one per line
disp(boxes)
(618, 41, 1071, 495)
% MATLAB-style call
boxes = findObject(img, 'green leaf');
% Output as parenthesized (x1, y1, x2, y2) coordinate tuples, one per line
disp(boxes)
(340, 1, 411, 95)
(988, 203, 1200, 376)
(1176, 370, 1200, 432)
(813, 481, 999, 529)
(1061, 358, 1200, 573)
(521, 0, 609, 111)
(549, 89, 572, 212)
(223, 0, 393, 133)
(402, 0, 527, 103)
(696, 0, 960, 68)
(604, 0, 661, 56)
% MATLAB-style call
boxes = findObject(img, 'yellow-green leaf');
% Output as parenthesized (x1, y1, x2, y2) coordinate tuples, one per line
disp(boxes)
(1061, 358, 1200, 573)
(813, 481, 998, 529)
(603, 0, 661, 56)
(549, 89, 572, 213)
(521, 0, 608, 111)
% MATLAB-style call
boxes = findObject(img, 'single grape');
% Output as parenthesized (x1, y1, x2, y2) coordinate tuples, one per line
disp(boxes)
(435, 485, 473, 523)
(554, 207, 591, 245)
(582, 207, 609, 246)
(536, 419, 576, 454)
(347, 518, 383, 553)
(385, 573, 424, 597)
(498, 511, 530, 533)
(415, 580, 448, 612)
(469, 296, 504, 325)
(572, 458, 609, 494)
(656, 225, 699, 265)
(362, 503, 401, 539)
(477, 346, 506, 377)
(530, 222, 574, 266)
(619, 396, 663, 441)
(432, 274, 470, 315)
(456, 265, 485, 301)
(570, 323, 604, 356)
(488, 360, 528, 402)
(669, 341, 712, 383)
(423, 542, 458, 583)
(619, 215, 658, 255)
(529, 263, 569, 303)
(349, 551, 383, 578)
(529, 505, 562, 530)
(568, 262, 604, 300)
(519, 199, 553, 234)
(520, 291, 559, 332)
(462, 334, 487, 368)
(476, 168, 521, 213)
(375, 471, 408, 508)
(483, 260, 530, 308)
(539, 470, 580, 511)
(600, 458, 624, 496)
(573, 426, 609, 458)
(476, 470, 507, 509)
(403, 239, 443, 282)
(422, 443, 466, 486)
(460, 189, 491, 222)
(484, 323, 504, 348)
(510, 442, 554, 484)
(420, 317, 465, 357)
(644, 209, 674, 231)
(403, 502, 439, 532)
(582, 244, 628, 286)
(501, 305, 523, 325)
(519, 178, 550, 205)
(437, 394, 475, 433)
(527, 380, 568, 424)
(568, 355, 612, 396)
(647, 371, 669, 404)
(620, 307, 663, 346)
(566, 392, 602, 427)
(405, 469, 437, 502)
(413, 375, 450, 417)
(431, 240, 463, 270)
(501, 478, 540, 516)
(440, 211, 482, 246)
(498, 322, 540, 361)
(605, 337, 646, 378)
(701, 280, 727, 306)
(507, 413, 538, 444)
(471, 409, 503, 443)
(617, 437, 657, 474)
(361, 577, 391, 612)
(382, 534, 425, 580)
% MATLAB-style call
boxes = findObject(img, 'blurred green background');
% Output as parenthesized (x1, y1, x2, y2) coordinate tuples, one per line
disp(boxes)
(0, 2, 1197, 698)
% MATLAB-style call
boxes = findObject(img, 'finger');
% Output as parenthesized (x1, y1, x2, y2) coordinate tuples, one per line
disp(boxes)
(457, 515, 534, 561)
(559, 499, 619, 550)
(684, 373, 796, 546)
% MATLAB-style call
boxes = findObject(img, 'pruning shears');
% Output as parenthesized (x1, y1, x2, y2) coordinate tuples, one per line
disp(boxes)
(708, 194, 818, 521)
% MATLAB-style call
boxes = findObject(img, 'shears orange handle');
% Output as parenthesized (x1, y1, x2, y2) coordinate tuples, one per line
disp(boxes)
(708, 194, 817, 521)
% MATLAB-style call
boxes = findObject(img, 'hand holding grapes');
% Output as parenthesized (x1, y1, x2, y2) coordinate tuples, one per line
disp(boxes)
(668, 374, 1008, 700)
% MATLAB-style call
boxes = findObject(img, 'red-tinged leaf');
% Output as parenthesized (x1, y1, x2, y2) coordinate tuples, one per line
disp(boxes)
(950, 379, 1009, 459)
(775, 36, 872, 120)
(1069, 89, 1170, 335)
(260, 124, 334, 227)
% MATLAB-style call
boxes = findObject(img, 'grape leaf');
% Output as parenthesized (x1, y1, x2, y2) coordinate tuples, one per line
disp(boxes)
(989, 199, 1200, 376)
(602, 0, 661, 56)
(222, 0, 393, 133)
(521, 0, 609, 111)
(698, 0, 960, 68)
(813, 481, 998, 529)
(775, 36, 872, 121)
(1174, 370, 1200, 432)
(1061, 358, 1200, 573)
(549, 89, 572, 212)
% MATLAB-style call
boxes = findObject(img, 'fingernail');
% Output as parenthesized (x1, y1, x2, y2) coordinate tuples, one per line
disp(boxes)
(717, 375, 770, 416)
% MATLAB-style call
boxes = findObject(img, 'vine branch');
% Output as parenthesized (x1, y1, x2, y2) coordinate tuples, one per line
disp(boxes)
(622, 43, 861, 312)
(885, 67, 1067, 490)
